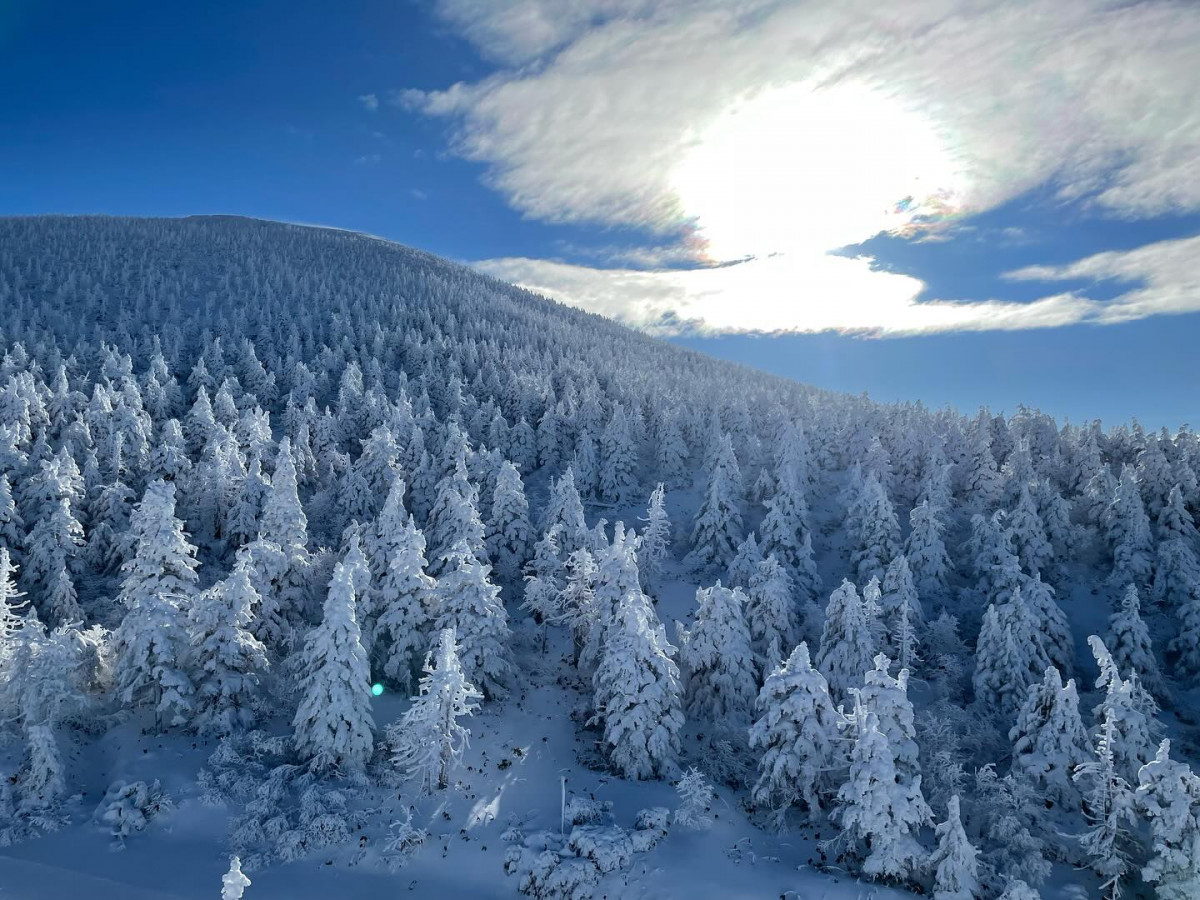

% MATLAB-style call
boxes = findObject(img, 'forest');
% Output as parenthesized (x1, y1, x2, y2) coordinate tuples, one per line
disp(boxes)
(0, 215, 1197, 900)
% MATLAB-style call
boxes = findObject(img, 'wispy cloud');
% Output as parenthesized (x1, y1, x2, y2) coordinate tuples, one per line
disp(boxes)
(404, 0, 1200, 334)
(358, 93, 380, 112)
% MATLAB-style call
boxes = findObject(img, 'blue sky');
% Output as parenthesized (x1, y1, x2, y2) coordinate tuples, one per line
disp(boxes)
(3, 1, 1199, 428)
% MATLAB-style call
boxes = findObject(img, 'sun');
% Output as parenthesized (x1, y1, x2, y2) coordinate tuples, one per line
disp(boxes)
(670, 82, 967, 262)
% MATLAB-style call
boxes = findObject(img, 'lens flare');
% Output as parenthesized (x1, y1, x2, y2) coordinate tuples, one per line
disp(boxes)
(371, 683, 384, 697)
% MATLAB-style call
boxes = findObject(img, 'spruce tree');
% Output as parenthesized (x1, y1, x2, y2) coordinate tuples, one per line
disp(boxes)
(1106, 466, 1153, 588)
(816, 580, 876, 702)
(1074, 716, 1137, 900)
(857, 654, 921, 786)
(759, 470, 815, 582)
(1135, 740, 1200, 900)
(930, 795, 980, 900)
(434, 544, 512, 699)
(486, 460, 533, 583)
(745, 555, 798, 674)
(258, 438, 312, 626)
(1008, 484, 1052, 577)
(636, 483, 671, 583)
(542, 467, 588, 556)
(749, 642, 845, 818)
(726, 533, 763, 591)
(387, 627, 482, 792)
(599, 404, 638, 502)
(372, 519, 435, 694)
(591, 590, 683, 780)
(849, 474, 900, 585)
(1009, 666, 1090, 807)
(677, 584, 757, 725)
(292, 560, 374, 774)
(188, 563, 268, 734)
(687, 434, 744, 570)
(1152, 484, 1200, 609)
(973, 588, 1049, 719)
(1107, 584, 1165, 697)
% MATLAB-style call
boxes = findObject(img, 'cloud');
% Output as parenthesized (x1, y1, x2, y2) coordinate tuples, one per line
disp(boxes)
(407, 0, 1200, 334)
(477, 231, 1200, 336)
(358, 93, 380, 112)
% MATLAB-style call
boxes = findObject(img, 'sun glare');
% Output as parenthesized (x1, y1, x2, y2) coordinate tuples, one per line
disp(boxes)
(671, 82, 966, 262)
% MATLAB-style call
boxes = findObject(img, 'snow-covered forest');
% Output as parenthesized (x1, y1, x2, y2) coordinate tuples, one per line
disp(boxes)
(1, 215, 1198, 899)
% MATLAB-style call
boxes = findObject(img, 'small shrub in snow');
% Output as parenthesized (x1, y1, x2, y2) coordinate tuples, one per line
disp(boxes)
(382, 811, 429, 871)
(93, 779, 172, 845)
(565, 797, 612, 826)
(674, 767, 714, 831)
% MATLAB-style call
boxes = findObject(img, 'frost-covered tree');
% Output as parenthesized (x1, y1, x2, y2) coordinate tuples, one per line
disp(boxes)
(816, 579, 876, 702)
(427, 458, 487, 576)
(636, 483, 670, 583)
(591, 590, 683, 780)
(188, 563, 268, 734)
(726, 533, 763, 591)
(904, 500, 949, 605)
(599, 404, 638, 502)
(857, 654, 920, 785)
(1152, 484, 1200, 610)
(849, 474, 901, 585)
(1169, 578, 1200, 679)
(1008, 485, 1052, 577)
(1089, 636, 1160, 784)
(1136, 739, 1200, 900)
(292, 560, 374, 774)
(833, 710, 932, 882)
(1022, 572, 1073, 673)
(673, 767, 715, 831)
(387, 627, 482, 792)
(745, 555, 797, 674)
(258, 438, 311, 625)
(749, 641, 845, 818)
(1074, 715, 1137, 900)
(487, 460, 533, 583)
(677, 583, 757, 725)
(973, 588, 1049, 719)
(1106, 466, 1153, 588)
(1107, 584, 1165, 697)
(759, 470, 816, 583)
(930, 795, 980, 900)
(656, 414, 689, 487)
(221, 856, 252, 900)
(561, 546, 602, 668)
(434, 544, 512, 699)
(1009, 666, 1090, 807)
(542, 467, 588, 556)
(521, 526, 565, 650)
(686, 434, 744, 570)
(373, 520, 435, 693)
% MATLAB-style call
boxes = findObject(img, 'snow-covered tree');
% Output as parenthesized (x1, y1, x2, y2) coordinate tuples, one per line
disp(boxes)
(221, 856, 252, 900)
(591, 591, 683, 780)
(373, 520, 435, 694)
(973, 588, 1049, 719)
(487, 460, 533, 583)
(1008, 484, 1052, 577)
(849, 474, 900, 584)
(1136, 740, 1200, 900)
(542, 467, 588, 556)
(1107, 584, 1165, 697)
(258, 438, 311, 625)
(636, 483, 671, 583)
(426, 458, 486, 576)
(1089, 636, 1160, 784)
(292, 560, 374, 774)
(188, 564, 268, 735)
(726, 533, 763, 591)
(745, 555, 797, 674)
(749, 642, 845, 818)
(1074, 715, 1137, 900)
(1009, 666, 1090, 807)
(1152, 484, 1200, 609)
(599, 404, 638, 502)
(387, 627, 482, 792)
(673, 767, 714, 831)
(1106, 466, 1153, 588)
(904, 500, 950, 605)
(816, 580, 875, 702)
(677, 584, 757, 725)
(434, 544, 512, 699)
(833, 710, 932, 882)
(930, 795, 980, 900)
(857, 654, 920, 785)
(686, 434, 744, 570)
(758, 470, 816, 583)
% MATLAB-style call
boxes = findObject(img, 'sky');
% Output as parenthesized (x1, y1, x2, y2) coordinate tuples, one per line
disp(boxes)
(2, 1, 1199, 428)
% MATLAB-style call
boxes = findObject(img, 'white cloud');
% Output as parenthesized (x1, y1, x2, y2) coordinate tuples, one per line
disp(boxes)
(478, 231, 1200, 336)
(408, 0, 1200, 334)
(358, 93, 380, 112)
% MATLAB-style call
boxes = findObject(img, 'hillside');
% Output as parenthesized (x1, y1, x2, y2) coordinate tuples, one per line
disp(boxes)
(1, 215, 1198, 900)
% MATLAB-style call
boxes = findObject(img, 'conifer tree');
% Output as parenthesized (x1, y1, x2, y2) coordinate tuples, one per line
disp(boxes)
(188, 563, 268, 734)
(1009, 484, 1052, 577)
(1022, 572, 1073, 673)
(1152, 484, 1200, 609)
(677, 584, 757, 725)
(849, 474, 900, 584)
(1074, 716, 1137, 900)
(434, 544, 512, 699)
(759, 470, 815, 580)
(521, 526, 565, 651)
(1106, 466, 1153, 588)
(292, 560, 374, 774)
(427, 458, 487, 576)
(486, 460, 533, 583)
(1136, 740, 1200, 900)
(930, 795, 980, 900)
(816, 580, 875, 702)
(636, 483, 671, 583)
(726, 533, 763, 591)
(258, 438, 311, 625)
(857, 654, 921, 785)
(973, 588, 1049, 718)
(372, 520, 435, 694)
(1089, 636, 1160, 784)
(833, 710, 932, 882)
(542, 466, 588, 556)
(561, 546, 602, 668)
(749, 642, 845, 818)
(599, 404, 638, 502)
(745, 555, 798, 674)
(687, 434, 744, 570)
(905, 499, 950, 605)
(387, 627, 482, 792)
(0, 473, 23, 558)
(1107, 584, 1165, 697)
(591, 590, 683, 780)
(1009, 666, 1090, 807)
(1169, 578, 1200, 678)
(656, 415, 689, 487)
